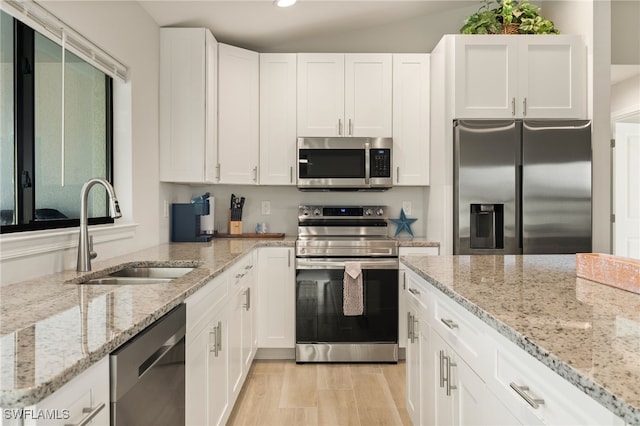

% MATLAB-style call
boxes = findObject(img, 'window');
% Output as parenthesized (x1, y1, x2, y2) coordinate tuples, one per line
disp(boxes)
(0, 10, 114, 233)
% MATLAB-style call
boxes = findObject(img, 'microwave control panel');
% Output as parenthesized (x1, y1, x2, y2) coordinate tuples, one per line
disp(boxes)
(370, 149, 391, 178)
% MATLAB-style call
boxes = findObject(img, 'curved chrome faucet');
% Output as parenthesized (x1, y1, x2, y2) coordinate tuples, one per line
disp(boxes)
(77, 178, 122, 272)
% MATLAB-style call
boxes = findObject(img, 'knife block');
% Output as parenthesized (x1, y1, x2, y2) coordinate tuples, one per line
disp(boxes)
(228, 210, 242, 235)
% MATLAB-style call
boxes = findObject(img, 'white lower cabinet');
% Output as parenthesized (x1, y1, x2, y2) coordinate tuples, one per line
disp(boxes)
(185, 252, 255, 426)
(403, 263, 623, 426)
(22, 357, 109, 426)
(399, 247, 439, 351)
(256, 247, 295, 348)
(405, 295, 423, 425)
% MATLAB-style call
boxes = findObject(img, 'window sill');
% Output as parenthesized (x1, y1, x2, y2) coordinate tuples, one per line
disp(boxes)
(0, 223, 138, 261)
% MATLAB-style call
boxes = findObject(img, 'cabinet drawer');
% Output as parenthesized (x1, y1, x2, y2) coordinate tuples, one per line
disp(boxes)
(489, 330, 623, 426)
(431, 291, 487, 377)
(405, 270, 431, 311)
(187, 273, 228, 335)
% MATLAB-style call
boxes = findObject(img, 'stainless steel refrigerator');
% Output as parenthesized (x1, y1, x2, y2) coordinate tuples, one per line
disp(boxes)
(453, 119, 592, 255)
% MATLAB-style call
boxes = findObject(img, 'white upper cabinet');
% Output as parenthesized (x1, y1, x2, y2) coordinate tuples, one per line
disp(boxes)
(259, 53, 297, 185)
(297, 53, 392, 137)
(160, 28, 218, 183)
(452, 35, 586, 119)
(393, 54, 430, 186)
(218, 43, 260, 184)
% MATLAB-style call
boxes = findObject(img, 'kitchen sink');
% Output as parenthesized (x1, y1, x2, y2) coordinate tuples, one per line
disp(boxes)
(109, 267, 194, 279)
(76, 266, 195, 285)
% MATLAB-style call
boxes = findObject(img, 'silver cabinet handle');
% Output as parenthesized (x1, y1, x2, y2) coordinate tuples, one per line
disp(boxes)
(338, 118, 343, 136)
(216, 163, 220, 180)
(439, 350, 446, 388)
(396, 166, 400, 184)
(288, 250, 291, 268)
(441, 318, 459, 330)
(511, 97, 516, 116)
(290, 166, 294, 183)
(510, 383, 545, 409)
(243, 288, 251, 311)
(523, 97, 527, 116)
(446, 357, 457, 396)
(244, 264, 253, 271)
(209, 327, 218, 356)
(235, 273, 245, 279)
(408, 288, 421, 296)
(253, 166, 258, 182)
(413, 316, 419, 341)
(216, 321, 222, 353)
(348, 118, 353, 136)
(407, 312, 414, 343)
(65, 402, 106, 426)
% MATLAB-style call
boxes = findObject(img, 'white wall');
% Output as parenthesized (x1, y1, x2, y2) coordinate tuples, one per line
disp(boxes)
(544, 0, 611, 253)
(1, 1, 164, 284)
(611, 75, 640, 116)
(177, 185, 429, 237)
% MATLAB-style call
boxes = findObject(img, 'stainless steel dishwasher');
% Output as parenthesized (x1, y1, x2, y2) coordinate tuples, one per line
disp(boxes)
(110, 304, 185, 426)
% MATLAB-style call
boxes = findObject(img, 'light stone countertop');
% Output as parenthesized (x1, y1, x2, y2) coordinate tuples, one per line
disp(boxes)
(401, 254, 640, 425)
(0, 238, 294, 408)
(0, 236, 436, 408)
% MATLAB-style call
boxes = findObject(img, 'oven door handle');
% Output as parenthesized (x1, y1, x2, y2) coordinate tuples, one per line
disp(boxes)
(296, 258, 398, 270)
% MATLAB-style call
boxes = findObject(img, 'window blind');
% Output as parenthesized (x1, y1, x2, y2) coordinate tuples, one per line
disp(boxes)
(0, 0, 128, 81)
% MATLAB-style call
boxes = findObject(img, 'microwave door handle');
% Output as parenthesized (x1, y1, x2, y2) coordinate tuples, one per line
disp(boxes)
(364, 142, 370, 185)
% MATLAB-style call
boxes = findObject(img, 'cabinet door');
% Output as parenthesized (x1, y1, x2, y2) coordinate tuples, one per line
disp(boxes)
(405, 296, 422, 426)
(393, 54, 430, 185)
(518, 35, 586, 118)
(259, 54, 297, 185)
(228, 286, 244, 401)
(186, 326, 209, 426)
(33, 358, 109, 426)
(453, 36, 518, 119)
(218, 43, 259, 184)
(257, 248, 295, 348)
(345, 54, 392, 137)
(297, 53, 345, 137)
(209, 317, 229, 426)
(241, 271, 255, 371)
(160, 28, 217, 183)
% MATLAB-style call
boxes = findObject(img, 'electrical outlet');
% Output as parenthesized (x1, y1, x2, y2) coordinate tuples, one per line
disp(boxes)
(261, 200, 271, 215)
(402, 201, 412, 215)
(163, 200, 169, 218)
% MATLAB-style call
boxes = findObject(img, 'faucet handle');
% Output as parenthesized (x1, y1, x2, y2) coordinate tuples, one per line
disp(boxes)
(89, 235, 97, 260)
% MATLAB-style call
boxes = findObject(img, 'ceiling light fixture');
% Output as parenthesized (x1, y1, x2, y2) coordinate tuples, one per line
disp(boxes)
(273, 0, 297, 7)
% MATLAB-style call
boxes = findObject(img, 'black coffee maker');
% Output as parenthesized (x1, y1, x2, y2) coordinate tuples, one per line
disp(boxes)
(171, 201, 213, 242)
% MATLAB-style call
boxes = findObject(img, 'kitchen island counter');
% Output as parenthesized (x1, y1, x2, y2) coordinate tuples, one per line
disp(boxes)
(0, 238, 294, 408)
(401, 254, 640, 425)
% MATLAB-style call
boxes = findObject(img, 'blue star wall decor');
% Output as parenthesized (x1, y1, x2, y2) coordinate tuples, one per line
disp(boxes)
(390, 208, 417, 238)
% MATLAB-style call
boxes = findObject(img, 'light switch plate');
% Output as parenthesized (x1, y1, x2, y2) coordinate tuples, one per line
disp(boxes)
(261, 201, 271, 215)
(402, 201, 412, 216)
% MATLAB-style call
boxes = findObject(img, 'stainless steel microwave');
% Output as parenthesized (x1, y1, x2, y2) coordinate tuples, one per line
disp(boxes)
(297, 137, 393, 190)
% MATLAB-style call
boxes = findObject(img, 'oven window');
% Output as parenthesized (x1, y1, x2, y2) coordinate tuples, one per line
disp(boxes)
(296, 268, 398, 343)
(299, 149, 365, 178)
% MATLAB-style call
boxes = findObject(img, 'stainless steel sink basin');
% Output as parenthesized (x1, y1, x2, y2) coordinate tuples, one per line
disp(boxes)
(76, 266, 195, 285)
(108, 267, 194, 279)
(83, 277, 174, 285)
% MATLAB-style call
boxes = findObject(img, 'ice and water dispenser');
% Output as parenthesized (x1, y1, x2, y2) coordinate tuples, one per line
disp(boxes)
(469, 204, 504, 250)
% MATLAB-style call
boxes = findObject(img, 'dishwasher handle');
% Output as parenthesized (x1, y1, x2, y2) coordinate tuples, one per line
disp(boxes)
(110, 304, 186, 402)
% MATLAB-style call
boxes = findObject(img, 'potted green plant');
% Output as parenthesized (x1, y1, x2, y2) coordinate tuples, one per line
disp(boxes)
(460, 0, 559, 35)
(460, 0, 501, 35)
(498, 0, 559, 34)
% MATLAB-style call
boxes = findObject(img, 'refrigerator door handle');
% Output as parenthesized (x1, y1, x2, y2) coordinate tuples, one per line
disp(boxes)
(523, 121, 591, 131)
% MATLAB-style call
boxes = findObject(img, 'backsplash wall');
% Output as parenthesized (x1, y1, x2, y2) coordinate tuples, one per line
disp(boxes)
(178, 185, 429, 237)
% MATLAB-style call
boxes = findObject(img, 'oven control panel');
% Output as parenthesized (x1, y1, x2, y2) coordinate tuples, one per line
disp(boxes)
(299, 205, 387, 219)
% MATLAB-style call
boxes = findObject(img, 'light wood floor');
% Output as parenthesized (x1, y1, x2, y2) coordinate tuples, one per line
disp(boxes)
(227, 360, 411, 426)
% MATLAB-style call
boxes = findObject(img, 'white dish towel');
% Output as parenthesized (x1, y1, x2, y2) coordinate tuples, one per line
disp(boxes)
(343, 262, 363, 316)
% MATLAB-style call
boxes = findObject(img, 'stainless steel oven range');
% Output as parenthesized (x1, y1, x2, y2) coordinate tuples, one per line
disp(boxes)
(295, 205, 399, 363)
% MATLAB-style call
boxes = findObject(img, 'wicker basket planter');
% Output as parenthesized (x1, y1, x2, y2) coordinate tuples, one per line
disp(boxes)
(502, 23, 520, 34)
